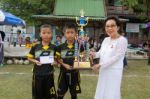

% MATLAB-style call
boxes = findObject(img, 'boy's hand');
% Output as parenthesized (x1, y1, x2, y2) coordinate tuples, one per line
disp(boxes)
(92, 64, 100, 71)
(63, 63, 72, 70)
(34, 60, 42, 66)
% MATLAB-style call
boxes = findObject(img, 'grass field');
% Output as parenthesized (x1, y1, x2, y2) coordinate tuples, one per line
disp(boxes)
(0, 60, 150, 99)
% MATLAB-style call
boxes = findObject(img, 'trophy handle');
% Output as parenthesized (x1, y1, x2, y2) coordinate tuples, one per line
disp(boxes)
(84, 17, 89, 26)
(76, 17, 80, 26)
(76, 17, 88, 27)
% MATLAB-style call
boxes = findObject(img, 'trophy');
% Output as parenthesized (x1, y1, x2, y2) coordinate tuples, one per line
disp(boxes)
(74, 9, 92, 69)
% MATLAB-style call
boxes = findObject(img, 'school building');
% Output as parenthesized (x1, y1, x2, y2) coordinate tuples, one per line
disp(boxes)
(32, 0, 150, 44)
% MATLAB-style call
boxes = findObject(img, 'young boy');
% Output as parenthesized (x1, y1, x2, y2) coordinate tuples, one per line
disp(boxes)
(27, 24, 57, 99)
(56, 23, 81, 99)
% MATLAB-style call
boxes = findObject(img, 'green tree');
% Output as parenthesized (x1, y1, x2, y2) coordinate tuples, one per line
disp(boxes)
(0, 0, 55, 24)
(124, 0, 150, 21)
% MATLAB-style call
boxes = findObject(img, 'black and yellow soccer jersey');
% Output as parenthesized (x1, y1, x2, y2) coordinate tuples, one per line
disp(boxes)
(56, 42, 75, 71)
(56, 41, 85, 72)
(27, 42, 56, 75)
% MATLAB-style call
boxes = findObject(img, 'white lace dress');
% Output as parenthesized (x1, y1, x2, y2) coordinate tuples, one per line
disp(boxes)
(94, 36, 127, 99)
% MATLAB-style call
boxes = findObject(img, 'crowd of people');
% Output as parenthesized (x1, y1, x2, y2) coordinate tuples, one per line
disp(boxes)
(3, 30, 36, 48)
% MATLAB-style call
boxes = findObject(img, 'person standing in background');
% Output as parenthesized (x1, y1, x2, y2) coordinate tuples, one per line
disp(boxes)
(122, 32, 128, 67)
(55, 35, 62, 46)
(89, 38, 94, 49)
(17, 30, 23, 47)
(147, 41, 150, 65)
(0, 31, 5, 66)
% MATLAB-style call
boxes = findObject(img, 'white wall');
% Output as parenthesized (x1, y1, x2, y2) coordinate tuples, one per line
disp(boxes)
(0, 25, 35, 34)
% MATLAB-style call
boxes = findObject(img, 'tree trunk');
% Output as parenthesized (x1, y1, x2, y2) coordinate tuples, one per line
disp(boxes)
(144, 0, 150, 20)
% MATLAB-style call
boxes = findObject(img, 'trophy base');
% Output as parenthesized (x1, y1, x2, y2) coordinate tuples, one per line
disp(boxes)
(73, 61, 91, 69)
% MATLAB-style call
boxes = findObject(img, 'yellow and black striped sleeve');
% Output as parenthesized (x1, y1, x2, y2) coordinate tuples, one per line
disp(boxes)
(26, 45, 35, 59)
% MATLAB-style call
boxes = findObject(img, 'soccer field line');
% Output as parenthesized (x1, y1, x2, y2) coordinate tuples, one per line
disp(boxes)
(0, 72, 150, 78)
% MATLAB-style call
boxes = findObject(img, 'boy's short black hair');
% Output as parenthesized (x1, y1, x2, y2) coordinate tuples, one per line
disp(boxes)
(40, 24, 52, 32)
(63, 23, 77, 33)
(39, 24, 52, 41)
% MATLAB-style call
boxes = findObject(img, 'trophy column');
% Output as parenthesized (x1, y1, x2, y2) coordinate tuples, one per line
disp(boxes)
(73, 9, 91, 69)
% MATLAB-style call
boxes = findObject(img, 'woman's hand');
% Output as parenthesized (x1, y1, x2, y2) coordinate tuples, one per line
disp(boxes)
(89, 50, 96, 58)
(92, 64, 100, 71)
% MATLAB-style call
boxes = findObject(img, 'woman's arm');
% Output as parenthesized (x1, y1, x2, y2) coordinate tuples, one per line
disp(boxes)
(100, 37, 127, 68)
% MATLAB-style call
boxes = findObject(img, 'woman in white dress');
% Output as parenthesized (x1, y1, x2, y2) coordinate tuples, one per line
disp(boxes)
(90, 16, 127, 99)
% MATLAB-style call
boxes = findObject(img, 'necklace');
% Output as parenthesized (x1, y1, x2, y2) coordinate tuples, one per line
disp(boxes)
(109, 36, 120, 48)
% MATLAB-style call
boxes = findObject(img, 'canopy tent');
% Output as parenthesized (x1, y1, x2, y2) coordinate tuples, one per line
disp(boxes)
(0, 10, 25, 26)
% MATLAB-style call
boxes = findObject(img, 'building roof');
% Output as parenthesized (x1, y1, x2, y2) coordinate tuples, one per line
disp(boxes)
(53, 0, 106, 18)
(32, 15, 106, 21)
(32, 14, 128, 22)
(32, 0, 128, 22)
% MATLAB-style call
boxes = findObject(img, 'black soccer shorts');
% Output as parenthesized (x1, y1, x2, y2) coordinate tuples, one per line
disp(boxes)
(57, 71, 81, 97)
(32, 73, 57, 99)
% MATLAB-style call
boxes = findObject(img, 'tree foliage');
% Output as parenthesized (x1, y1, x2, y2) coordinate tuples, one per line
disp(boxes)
(123, 0, 150, 21)
(0, 0, 55, 24)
